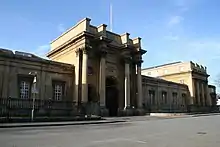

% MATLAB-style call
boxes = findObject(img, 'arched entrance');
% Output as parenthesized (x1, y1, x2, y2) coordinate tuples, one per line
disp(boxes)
(106, 76, 118, 116)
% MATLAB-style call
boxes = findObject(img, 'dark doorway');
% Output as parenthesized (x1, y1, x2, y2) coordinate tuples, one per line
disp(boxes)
(106, 76, 118, 116)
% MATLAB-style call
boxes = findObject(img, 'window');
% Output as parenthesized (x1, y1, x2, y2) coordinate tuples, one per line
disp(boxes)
(18, 75, 33, 99)
(162, 91, 167, 104)
(172, 92, 178, 104)
(182, 93, 186, 105)
(53, 81, 65, 101)
(20, 81, 31, 99)
(180, 80, 184, 84)
(149, 90, 155, 105)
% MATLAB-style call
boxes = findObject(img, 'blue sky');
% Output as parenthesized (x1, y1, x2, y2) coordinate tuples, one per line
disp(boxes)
(1, 0, 220, 89)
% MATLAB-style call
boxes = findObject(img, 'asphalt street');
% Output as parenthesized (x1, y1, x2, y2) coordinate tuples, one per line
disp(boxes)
(0, 115, 220, 147)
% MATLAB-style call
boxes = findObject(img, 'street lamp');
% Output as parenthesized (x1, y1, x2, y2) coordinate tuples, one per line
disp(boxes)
(29, 72, 38, 122)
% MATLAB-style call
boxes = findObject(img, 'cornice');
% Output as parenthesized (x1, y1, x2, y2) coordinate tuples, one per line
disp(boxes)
(47, 31, 94, 57)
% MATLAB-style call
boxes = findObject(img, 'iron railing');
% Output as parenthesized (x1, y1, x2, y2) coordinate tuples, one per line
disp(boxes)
(0, 97, 78, 122)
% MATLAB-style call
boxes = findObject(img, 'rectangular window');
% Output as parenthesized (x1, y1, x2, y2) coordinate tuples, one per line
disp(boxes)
(20, 81, 31, 99)
(162, 91, 167, 104)
(53, 81, 65, 101)
(18, 75, 33, 99)
(182, 93, 186, 105)
(149, 90, 155, 105)
(172, 92, 178, 104)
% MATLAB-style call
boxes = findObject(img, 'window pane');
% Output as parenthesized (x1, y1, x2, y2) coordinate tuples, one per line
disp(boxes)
(54, 84, 63, 100)
(20, 81, 30, 99)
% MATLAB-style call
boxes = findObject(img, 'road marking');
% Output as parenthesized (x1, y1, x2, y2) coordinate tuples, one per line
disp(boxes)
(91, 132, 169, 144)
(92, 138, 132, 143)
(135, 140, 147, 144)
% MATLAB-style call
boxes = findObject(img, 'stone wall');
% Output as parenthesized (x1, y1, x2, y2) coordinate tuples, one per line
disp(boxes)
(0, 49, 74, 101)
(142, 75, 190, 112)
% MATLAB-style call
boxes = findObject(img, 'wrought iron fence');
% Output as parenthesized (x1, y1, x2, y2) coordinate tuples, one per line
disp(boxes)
(0, 97, 78, 122)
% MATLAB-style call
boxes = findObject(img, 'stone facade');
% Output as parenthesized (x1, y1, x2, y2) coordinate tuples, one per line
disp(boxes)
(142, 75, 190, 112)
(208, 85, 217, 106)
(142, 61, 215, 111)
(0, 18, 216, 117)
(0, 49, 74, 100)
(47, 18, 146, 116)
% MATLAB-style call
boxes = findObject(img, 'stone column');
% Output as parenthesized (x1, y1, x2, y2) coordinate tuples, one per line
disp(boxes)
(205, 83, 211, 106)
(137, 61, 143, 108)
(124, 62, 130, 109)
(75, 49, 80, 104)
(196, 80, 201, 106)
(192, 79, 196, 105)
(201, 82, 205, 106)
(81, 49, 88, 103)
(99, 51, 106, 107)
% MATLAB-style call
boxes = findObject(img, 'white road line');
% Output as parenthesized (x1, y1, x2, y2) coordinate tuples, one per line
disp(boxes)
(92, 138, 132, 143)
(91, 132, 169, 144)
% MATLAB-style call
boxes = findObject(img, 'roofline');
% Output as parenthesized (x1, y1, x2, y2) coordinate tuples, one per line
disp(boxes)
(0, 48, 74, 68)
(50, 17, 91, 44)
(142, 75, 188, 87)
(142, 61, 184, 70)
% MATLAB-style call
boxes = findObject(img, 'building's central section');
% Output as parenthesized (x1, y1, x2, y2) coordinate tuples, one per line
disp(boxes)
(47, 18, 146, 116)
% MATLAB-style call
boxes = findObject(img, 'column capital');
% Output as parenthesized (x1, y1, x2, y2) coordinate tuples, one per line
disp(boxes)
(81, 44, 92, 54)
(136, 60, 143, 67)
(75, 48, 80, 57)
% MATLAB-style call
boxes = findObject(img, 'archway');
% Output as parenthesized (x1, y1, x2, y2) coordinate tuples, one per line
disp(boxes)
(106, 76, 118, 116)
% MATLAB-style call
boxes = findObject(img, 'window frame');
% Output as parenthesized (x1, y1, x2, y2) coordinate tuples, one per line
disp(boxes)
(149, 90, 155, 105)
(17, 75, 34, 99)
(52, 80, 65, 101)
(172, 92, 178, 104)
(162, 91, 167, 104)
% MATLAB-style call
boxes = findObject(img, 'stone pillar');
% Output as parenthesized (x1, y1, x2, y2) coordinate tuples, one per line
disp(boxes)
(137, 61, 143, 108)
(201, 82, 205, 106)
(75, 49, 80, 104)
(196, 81, 201, 106)
(124, 62, 130, 109)
(205, 83, 212, 106)
(99, 51, 106, 107)
(192, 79, 196, 105)
(81, 49, 88, 103)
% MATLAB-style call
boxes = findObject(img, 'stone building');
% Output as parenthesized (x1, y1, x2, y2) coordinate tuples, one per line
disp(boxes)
(208, 85, 217, 106)
(142, 75, 190, 112)
(47, 18, 147, 116)
(0, 49, 74, 100)
(142, 61, 214, 111)
(0, 18, 216, 117)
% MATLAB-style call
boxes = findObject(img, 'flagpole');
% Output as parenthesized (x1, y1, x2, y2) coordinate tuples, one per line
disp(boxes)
(110, 3, 113, 32)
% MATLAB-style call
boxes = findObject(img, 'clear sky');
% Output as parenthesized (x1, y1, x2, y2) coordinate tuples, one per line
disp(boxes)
(0, 0, 220, 90)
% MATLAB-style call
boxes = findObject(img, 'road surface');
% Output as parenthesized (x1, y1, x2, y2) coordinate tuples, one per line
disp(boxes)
(0, 115, 220, 147)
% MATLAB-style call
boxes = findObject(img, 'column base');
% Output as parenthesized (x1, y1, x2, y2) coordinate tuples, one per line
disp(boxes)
(77, 102, 87, 116)
(118, 106, 136, 116)
(134, 108, 146, 116)
(100, 107, 109, 117)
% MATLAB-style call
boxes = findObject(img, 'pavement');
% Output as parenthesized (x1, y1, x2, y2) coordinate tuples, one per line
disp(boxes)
(0, 119, 126, 128)
(0, 113, 219, 128)
(1, 114, 220, 147)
